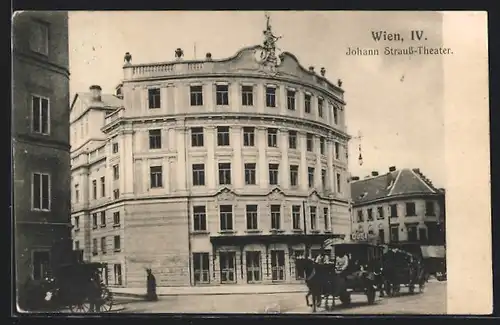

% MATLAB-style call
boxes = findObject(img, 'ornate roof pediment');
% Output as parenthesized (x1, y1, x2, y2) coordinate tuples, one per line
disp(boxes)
(267, 187, 285, 201)
(215, 187, 237, 202)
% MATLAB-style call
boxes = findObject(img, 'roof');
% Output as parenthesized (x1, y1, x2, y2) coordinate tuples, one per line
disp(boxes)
(350, 168, 441, 205)
(70, 92, 123, 111)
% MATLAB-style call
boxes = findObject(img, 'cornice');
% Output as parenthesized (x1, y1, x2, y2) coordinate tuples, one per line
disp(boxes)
(352, 192, 444, 207)
(14, 50, 70, 78)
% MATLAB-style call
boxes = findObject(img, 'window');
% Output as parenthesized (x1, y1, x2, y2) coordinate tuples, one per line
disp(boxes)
(269, 164, 279, 185)
(190, 85, 203, 106)
(318, 98, 324, 117)
(321, 169, 326, 189)
(113, 212, 120, 226)
(335, 142, 340, 160)
(112, 142, 119, 153)
(150, 166, 163, 188)
(367, 208, 374, 221)
(379, 229, 385, 244)
(219, 205, 233, 231)
(113, 165, 119, 180)
(323, 207, 330, 230)
(306, 133, 314, 152)
(241, 85, 254, 106)
(216, 85, 229, 105)
(336, 173, 341, 193)
(244, 163, 256, 185)
(243, 127, 255, 146)
(357, 210, 364, 222)
(294, 250, 306, 280)
(308, 167, 315, 188)
(32, 251, 50, 280)
(390, 204, 398, 218)
(92, 213, 98, 229)
(267, 128, 278, 147)
(377, 207, 384, 219)
(114, 264, 122, 285)
(320, 137, 325, 155)
(218, 163, 231, 185)
(74, 240, 80, 250)
(148, 88, 161, 109)
(246, 205, 258, 230)
(100, 177, 106, 197)
(100, 211, 106, 227)
(219, 252, 236, 283)
(310, 206, 317, 230)
(114, 235, 121, 252)
(390, 226, 399, 242)
(217, 126, 230, 146)
(290, 165, 299, 187)
(113, 189, 120, 199)
(74, 216, 80, 230)
(271, 250, 285, 281)
(287, 90, 296, 110)
(92, 180, 97, 199)
(246, 251, 261, 283)
(333, 105, 338, 124)
(149, 129, 162, 149)
(292, 205, 301, 230)
(407, 225, 418, 241)
(425, 201, 435, 216)
(32, 173, 50, 210)
(406, 202, 416, 216)
(193, 253, 210, 284)
(265, 87, 276, 107)
(193, 206, 207, 231)
(101, 237, 107, 254)
(419, 228, 428, 243)
(191, 127, 204, 147)
(288, 131, 297, 149)
(304, 94, 311, 113)
(74, 184, 79, 203)
(29, 20, 49, 55)
(32, 95, 50, 134)
(192, 164, 205, 186)
(270, 205, 281, 229)
(92, 238, 98, 255)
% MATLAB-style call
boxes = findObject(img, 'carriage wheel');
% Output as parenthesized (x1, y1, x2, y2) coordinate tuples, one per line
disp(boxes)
(98, 288, 114, 312)
(69, 301, 91, 313)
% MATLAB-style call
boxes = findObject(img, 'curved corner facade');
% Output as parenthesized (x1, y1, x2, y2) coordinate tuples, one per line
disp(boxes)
(71, 45, 352, 287)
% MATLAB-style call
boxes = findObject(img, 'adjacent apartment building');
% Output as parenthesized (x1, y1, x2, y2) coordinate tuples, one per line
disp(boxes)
(70, 19, 352, 287)
(12, 11, 72, 305)
(350, 167, 445, 245)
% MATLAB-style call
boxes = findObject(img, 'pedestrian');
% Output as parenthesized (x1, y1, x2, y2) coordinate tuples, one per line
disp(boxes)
(88, 270, 102, 312)
(146, 268, 158, 301)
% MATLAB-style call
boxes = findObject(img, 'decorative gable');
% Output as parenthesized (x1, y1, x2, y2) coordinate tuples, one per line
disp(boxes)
(267, 187, 285, 201)
(216, 187, 236, 202)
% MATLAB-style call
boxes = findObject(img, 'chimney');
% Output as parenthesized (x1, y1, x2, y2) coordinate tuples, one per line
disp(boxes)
(115, 84, 123, 99)
(389, 166, 396, 172)
(205, 52, 212, 61)
(371, 171, 379, 177)
(413, 168, 421, 174)
(89, 85, 102, 101)
(351, 176, 360, 181)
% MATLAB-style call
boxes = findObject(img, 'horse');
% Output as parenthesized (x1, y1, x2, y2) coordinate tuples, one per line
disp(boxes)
(381, 249, 427, 295)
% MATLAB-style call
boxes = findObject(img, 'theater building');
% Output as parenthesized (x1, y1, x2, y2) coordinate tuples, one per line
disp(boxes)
(350, 167, 446, 246)
(70, 19, 351, 287)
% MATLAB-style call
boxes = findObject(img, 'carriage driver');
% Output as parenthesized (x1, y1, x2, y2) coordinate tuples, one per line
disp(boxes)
(334, 251, 349, 273)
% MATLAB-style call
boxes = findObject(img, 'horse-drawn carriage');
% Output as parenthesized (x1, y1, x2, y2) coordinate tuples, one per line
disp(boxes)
(420, 245, 447, 281)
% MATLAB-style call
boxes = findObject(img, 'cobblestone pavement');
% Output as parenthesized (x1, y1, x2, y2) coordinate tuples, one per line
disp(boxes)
(116, 281, 446, 314)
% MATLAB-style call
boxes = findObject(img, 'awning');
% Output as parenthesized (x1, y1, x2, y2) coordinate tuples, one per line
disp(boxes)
(420, 245, 446, 258)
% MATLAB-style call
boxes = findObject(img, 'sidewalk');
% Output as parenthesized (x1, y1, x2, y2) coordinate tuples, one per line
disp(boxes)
(111, 284, 308, 298)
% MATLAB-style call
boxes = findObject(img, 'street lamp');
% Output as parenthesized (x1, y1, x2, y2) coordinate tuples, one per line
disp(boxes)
(352, 130, 363, 166)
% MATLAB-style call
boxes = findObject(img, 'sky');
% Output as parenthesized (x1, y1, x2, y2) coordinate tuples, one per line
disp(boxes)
(68, 11, 445, 188)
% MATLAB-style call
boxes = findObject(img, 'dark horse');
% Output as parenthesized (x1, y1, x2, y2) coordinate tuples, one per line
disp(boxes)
(295, 258, 350, 312)
(381, 249, 427, 296)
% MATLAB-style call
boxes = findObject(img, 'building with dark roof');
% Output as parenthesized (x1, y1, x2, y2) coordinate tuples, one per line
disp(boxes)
(350, 166, 445, 245)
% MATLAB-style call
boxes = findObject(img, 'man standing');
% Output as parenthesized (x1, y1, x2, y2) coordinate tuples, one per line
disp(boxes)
(146, 269, 158, 301)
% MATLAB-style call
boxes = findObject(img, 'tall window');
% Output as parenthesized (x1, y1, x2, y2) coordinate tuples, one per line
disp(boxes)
(406, 202, 416, 216)
(101, 237, 107, 254)
(29, 20, 49, 55)
(100, 211, 106, 227)
(114, 264, 122, 285)
(335, 142, 340, 159)
(92, 213, 98, 228)
(216, 85, 229, 105)
(112, 142, 119, 154)
(243, 127, 255, 146)
(32, 173, 50, 210)
(219, 205, 233, 231)
(390, 226, 399, 242)
(321, 169, 326, 189)
(74, 184, 79, 203)
(75, 240, 80, 250)
(265, 87, 276, 107)
(304, 94, 311, 113)
(92, 180, 97, 199)
(336, 172, 341, 193)
(292, 205, 301, 230)
(425, 201, 435, 216)
(270, 205, 281, 229)
(333, 105, 339, 124)
(323, 207, 330, 230)
(320, 137, 325, 155)
(241, 85, 254, 106)
(32, 95, 50, 134)
(377, 207, 385, 219)
(217, 126, 230, 146)
(114, 235, 121, 252)
(150, 166, 163, 188)
(100, 176, 105, 197)
(191, 127, 204, 147)
(390, 204, 398, 218)
(306, 133, 314, 152)
(32, 250, 50, 280)
(357, 210, 364, 222)
(367, 208, 374, 221)
(113, 165, 119, 180)
(407, 225, 418, 241)
(246, 251, 261, 283)
(190, 85, 203, 106)
(308, 167, 315, 188)
(218, 163, 231, 185)
(246, 205, 258, 230)
(113, 212, 120, 226)
(287, 90, 296, 110)
(318, 98, 324, 117)
(193, 253, 210, 284)
(269, 163, 279, 185)
(244, 163, 256, 185)
(149, 129, 162, 149)
(92, 238, 98, 255)
(288, 131, 297, 149)
(290, 165, 299, 187)
(310, 206, 317, 230)
(148, 88, 161, 109)
(113, 189, 120, 199)
(267, 128, 278, 147)
(74, 216, 80, 230)
(192, 164, 205, 186)
(193, 206, 207, 231)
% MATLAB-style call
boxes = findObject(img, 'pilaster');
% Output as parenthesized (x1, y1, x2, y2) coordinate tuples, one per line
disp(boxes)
(232, 126, 243, 189)
(279, 128, 289, 189)
(257, 127, 268, 189)
(175, 126, 187, 191)
(206, 126, 217, 189)
(327, 138, 335, 192)
(314, 136, 322, 189)
(298, 131, 308, 191)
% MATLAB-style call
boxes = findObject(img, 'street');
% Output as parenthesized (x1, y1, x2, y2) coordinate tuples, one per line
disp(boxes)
(115, 281, 446, 314)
